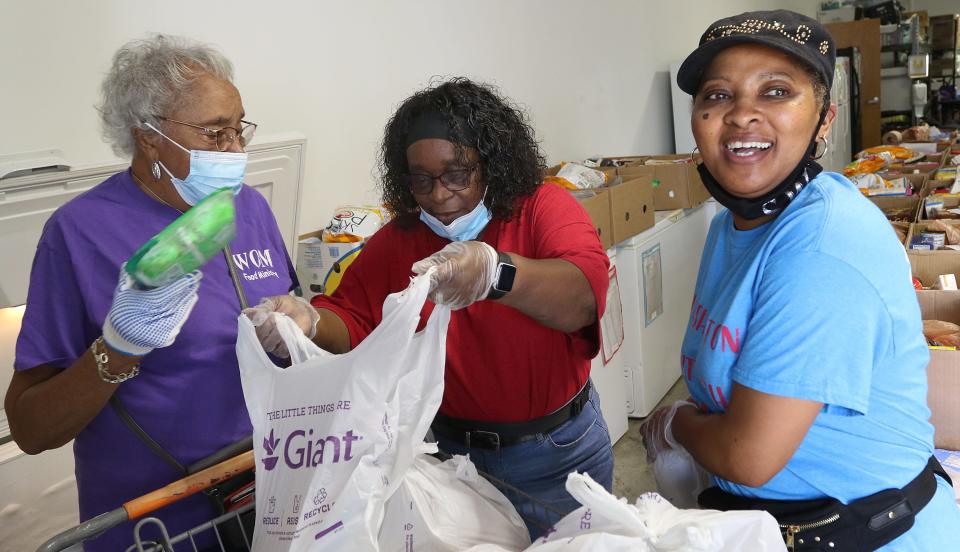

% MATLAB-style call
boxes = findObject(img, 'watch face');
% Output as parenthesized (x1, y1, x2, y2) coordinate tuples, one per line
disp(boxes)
(495, 262, 517, 292)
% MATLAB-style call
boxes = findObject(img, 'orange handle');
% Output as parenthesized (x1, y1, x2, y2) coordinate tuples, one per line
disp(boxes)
(123, 450, 255, 519)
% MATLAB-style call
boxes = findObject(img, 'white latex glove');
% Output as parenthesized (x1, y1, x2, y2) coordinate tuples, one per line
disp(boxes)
(639, 400, 696, 463)
(410, 241, 498, 310)
(103, 265, 202, 356)
(242, 295, 320, 358)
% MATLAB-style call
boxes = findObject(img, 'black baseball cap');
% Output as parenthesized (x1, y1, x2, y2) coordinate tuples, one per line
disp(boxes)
(677, 10, 836, 97)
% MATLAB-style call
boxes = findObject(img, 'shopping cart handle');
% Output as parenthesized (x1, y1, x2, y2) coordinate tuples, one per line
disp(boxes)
(36, 508, 128, 552)
(125, 450, 255, 519)
(37, 451, 255, 552)
(187, 435, 253, 474)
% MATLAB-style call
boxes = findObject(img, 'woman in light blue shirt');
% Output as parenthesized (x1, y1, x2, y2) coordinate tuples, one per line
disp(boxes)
(641, 9, 959, 551)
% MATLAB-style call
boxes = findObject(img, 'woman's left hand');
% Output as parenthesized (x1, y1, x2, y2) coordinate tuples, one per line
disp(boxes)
(411, 241, 498, 309)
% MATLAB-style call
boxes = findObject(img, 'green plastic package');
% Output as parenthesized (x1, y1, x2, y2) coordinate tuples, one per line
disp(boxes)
(125, 188, 237, 288)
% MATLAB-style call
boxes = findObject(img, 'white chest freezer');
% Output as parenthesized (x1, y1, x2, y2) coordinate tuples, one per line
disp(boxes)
(616, 201, 716, 417)
(590, 248, 628, 444)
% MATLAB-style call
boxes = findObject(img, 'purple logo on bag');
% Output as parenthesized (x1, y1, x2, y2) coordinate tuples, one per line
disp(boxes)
(262, 429, 281, 471)
(283, 429, 362, 469)
(260, 428, 363, 471)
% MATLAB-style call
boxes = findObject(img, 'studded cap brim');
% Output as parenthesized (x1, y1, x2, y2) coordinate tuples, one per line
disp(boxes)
(678, 34, 822, 96)
(677, 10, 835, 97)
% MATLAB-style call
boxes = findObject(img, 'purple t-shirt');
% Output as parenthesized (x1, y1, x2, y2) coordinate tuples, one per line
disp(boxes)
(15, 170, 296, 551)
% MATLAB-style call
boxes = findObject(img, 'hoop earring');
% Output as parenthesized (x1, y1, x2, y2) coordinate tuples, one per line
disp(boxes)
(813, 137, 829, 160)
(151, 161, 162, 181)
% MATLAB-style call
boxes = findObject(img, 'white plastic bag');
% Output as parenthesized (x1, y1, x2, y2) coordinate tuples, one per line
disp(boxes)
(652, 448, 711, 510)
(555, 163, 609, 189)
(524, 473, 785, 551)
(236, 273, 450, 551)
(379, 451, 531, 551)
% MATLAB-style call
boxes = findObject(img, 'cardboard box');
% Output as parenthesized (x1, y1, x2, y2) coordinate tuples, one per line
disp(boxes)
(545, 163, 618, 185)
(870, 195, 922, 223)
(892, 221, 911, 245)
(599, 155, 648, 167)
(874, 172, 928, 191)
(907, 244, 960, 287)
(575, 188, 613, 249)
(607, 175, 654, 244)
(915, 289, 960, 450)
(920, 194, 960, 221)
(884, 161, 942, 179)
(615, 163, 655, 181)
(546, 164, 615, 248)
(644, 155, 711, 210)
(923, 178, 959, 199)
(902, 142, 950, 155)
(296, 231, 366, 301)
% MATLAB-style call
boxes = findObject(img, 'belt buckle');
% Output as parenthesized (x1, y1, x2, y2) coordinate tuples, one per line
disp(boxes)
(465, 430, 501, 451)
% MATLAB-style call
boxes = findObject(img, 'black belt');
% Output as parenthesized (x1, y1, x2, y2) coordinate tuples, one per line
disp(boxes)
(698, 456, 952, 551)
(431, 381, 592, 451)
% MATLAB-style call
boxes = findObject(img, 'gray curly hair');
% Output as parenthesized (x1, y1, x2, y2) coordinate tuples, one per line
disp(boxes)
(98, 35, 234, 158)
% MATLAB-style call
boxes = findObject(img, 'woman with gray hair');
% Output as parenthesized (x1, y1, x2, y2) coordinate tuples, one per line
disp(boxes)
(5, 35, 296, 550)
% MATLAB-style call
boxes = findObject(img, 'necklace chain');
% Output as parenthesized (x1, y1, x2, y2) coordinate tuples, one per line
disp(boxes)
(130, 169, 183, 213)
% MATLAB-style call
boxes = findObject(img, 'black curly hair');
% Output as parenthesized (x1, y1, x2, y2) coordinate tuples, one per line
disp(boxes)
(378, 78, 545, 226)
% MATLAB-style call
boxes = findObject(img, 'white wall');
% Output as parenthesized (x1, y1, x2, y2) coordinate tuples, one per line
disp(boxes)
(2, 0, 813, 236)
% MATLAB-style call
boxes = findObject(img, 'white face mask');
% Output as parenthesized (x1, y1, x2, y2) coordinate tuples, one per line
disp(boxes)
(145, 122, 246, 206)
(418, 189, 492, 241)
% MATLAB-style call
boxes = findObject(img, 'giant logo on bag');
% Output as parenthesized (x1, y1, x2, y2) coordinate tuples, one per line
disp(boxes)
(261, 428, 363, 471)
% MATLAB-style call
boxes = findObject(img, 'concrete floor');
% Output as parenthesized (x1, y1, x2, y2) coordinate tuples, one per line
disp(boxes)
(611, 377, 689, 500)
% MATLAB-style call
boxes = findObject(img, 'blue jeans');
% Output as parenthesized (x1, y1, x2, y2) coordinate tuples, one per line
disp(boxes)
(435, 387, 614, 539)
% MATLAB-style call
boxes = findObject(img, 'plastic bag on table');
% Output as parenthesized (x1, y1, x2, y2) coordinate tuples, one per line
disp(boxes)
(522, 472, 785, 551)
(322, 205, 386, 242)
(236, 271, 451, 551)
(379, 450, 531, 551)
(546, 163, 610, 190)
(843, 153, 891, 177)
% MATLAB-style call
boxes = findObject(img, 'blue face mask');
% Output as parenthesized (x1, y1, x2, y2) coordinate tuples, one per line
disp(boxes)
(419, 192, 492, 241)
(146, 122, 247, 206)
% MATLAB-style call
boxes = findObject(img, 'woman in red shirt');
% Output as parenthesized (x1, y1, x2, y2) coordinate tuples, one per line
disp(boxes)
(250, 78, 613, 537)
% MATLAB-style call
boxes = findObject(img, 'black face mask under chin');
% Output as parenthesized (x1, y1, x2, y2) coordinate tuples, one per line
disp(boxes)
(696, 136, 824, 221)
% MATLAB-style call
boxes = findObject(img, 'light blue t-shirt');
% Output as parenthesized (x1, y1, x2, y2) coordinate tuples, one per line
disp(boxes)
(682, 172, 959, 548)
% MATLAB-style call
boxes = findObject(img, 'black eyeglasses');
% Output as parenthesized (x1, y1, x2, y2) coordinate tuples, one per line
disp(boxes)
(403, 166, 478, 195)
(156, 116, 257, 151)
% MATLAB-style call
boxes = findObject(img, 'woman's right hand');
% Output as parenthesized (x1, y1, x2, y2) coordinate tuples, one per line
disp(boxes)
(242, 295, 320, 358)
(103, 266, 202, 356)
